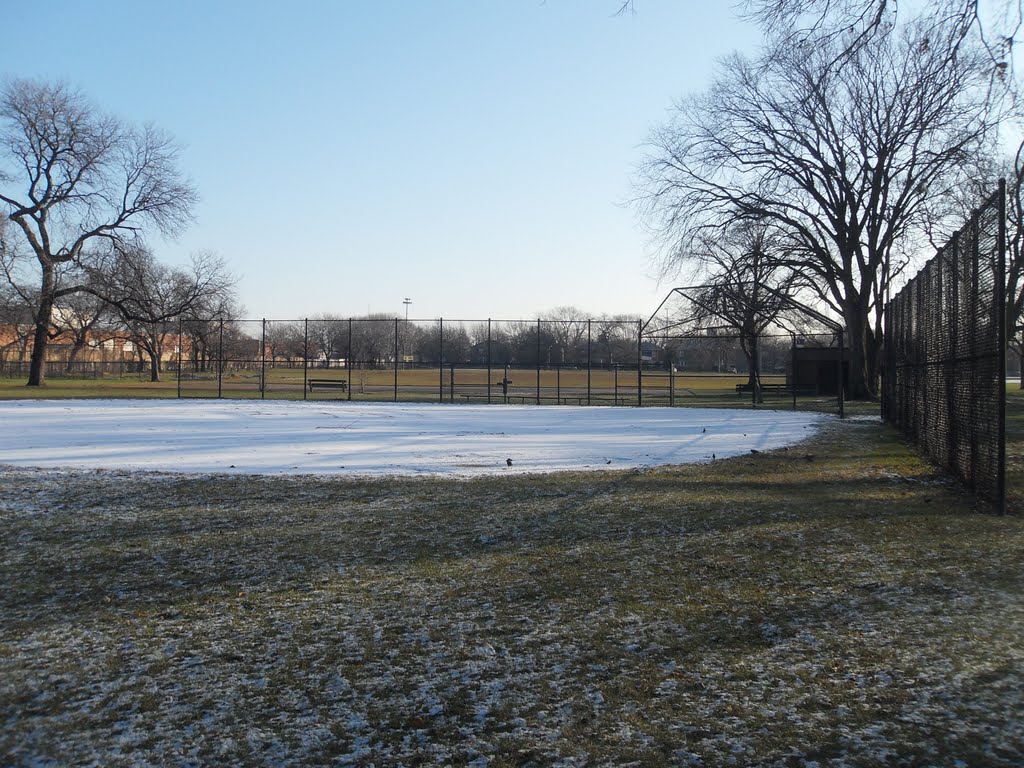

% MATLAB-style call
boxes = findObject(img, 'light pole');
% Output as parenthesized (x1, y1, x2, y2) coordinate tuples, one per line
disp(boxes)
(403, 298, 412, 322)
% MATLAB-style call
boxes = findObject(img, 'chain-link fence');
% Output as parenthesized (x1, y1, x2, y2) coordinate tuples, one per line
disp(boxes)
(881, 182, 1006, 508)
(2, 314, 845, 414)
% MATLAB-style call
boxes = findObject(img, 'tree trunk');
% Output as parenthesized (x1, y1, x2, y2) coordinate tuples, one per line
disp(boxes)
(842, 300, 878, 400)
(148, 351, 161, 382)
(27, 267, 56, 387)
(741, 332, 763, 403)
(66, 335, 87, 375)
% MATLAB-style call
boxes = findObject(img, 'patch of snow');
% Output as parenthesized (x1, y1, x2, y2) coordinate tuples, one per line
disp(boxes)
(0, 399, 824, 477)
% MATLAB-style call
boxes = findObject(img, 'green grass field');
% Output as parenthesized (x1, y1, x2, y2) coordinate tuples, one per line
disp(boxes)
(0, 393, 1020, 765)
(0, 367, 852, 414)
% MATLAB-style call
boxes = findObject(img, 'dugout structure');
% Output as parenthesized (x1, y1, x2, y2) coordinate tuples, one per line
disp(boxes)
(881, 181, 1006, 509)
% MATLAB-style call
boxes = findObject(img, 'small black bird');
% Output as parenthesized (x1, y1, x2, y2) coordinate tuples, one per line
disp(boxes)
(506, 458, 513, 467)
(702, 427, 706, 433)
(712, 453, 716, 460)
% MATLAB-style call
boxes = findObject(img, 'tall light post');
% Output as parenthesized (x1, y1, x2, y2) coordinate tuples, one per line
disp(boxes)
(403, 298, 412, 322)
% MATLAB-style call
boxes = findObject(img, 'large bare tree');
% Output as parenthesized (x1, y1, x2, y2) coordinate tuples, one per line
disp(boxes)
(0, 79, 197, 386)
(637, 12, 1002, 398)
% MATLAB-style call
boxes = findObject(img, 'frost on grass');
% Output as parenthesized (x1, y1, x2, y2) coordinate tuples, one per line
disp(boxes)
(1, 421, 1023, 767)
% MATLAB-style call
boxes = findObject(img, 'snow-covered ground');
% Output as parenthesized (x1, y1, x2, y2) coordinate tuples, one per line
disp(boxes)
(0, 399, 823, 476)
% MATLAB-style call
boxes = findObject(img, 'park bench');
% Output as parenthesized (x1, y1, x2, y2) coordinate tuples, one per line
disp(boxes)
(735, 382, 793, 395)
(307, 379, 348, 393)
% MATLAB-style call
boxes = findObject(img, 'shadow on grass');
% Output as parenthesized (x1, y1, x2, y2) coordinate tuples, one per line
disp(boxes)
(2, 417, 1015, 633)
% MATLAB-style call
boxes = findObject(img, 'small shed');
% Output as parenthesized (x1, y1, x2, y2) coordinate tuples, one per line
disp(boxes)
(790, 345, 849, 395)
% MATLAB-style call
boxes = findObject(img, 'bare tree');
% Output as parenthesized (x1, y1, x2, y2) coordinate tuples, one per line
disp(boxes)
(683, 219, 798, 398)
(92, 248, 233, 381)
(50, 292, 114, 374)
(306, 315, 347, 368)
(637, 13, 1001, 398)
(0, 79, 197, 386)
(540, 306, 590, 366)
(742, 0, 1021, 69)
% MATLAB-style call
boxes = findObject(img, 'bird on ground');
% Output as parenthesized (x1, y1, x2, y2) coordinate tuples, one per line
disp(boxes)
(506, 458, 513, 467)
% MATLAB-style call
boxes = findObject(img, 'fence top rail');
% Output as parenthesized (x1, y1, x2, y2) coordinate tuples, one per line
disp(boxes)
(219, 317, 643, 325)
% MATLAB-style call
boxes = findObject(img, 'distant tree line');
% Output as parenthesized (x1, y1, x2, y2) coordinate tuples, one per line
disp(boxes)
(261, 308, 645, 369)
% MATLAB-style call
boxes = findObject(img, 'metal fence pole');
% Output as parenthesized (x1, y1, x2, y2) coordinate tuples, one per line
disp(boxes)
(394, 317, 399, 403)
(837, 327, 845, 419)
(750, 333, 757, 408)
(260, 318, 267, 399)
(997, 177, 1007, 513)
(669, 359, 674, 407)
(536, 319, 541, 405)
(218, 317, 224, 399)
(587, 319, 592, 406)
(948, 240, 959, 470)
(637, 321, 643, 406)
(438, 318, 444, 403)
(487, 319, 492, 405)
(347, 318, 353, 400)
(791, 333, 797, 411)
(176, 317, 183, 399)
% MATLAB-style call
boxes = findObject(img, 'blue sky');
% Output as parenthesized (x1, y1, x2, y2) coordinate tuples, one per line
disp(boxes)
(4, 1, 759, 321)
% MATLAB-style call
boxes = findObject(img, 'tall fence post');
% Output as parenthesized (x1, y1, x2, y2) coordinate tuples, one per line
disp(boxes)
(587, 319, 592, 406)
(303, 318, 309, 401)
(669, 359, 675, 407)
(750, 333, 758, 408)
(947, 240, 959, 470)
(967, 208, 980, 489)
(837, 327, 845, 419)
(260, 318, 267, 399)
(394, 317, 399, 403)
(438, 318, 444, 403)
(217, 317, 224, 399)
(637, 320, 643, 407)
(997, 177, 1007, 514)
(347, 318, 353, 400)
(176, 317, 183, 399)
(536, 319, 541, 405)
(487, 319, 492, 405)
(791, 333, 797, 412)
